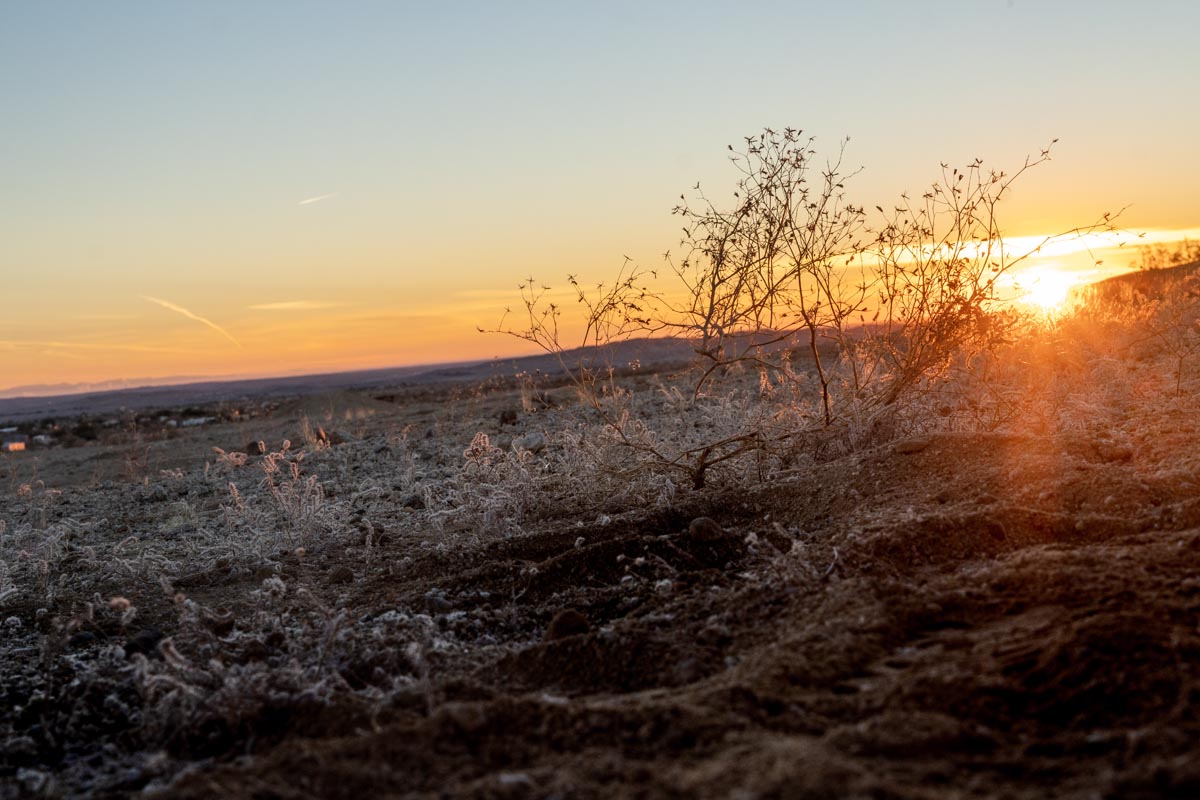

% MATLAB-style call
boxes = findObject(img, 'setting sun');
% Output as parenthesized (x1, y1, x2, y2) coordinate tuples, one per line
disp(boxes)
(1018, 267, 1080, 311)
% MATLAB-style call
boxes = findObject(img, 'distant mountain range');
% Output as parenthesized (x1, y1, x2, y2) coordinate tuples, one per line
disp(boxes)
(0, 375, 241, 400)
(0, 339, 699, 424)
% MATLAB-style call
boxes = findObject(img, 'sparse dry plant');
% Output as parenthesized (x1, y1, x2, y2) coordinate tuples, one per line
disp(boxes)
(441, 432, 539, 536)
(1133, 236, 1200, 271)
(257, 440, 332, 545)
(494, 128, 1122, 487)
(1136, 271, 1200, 394)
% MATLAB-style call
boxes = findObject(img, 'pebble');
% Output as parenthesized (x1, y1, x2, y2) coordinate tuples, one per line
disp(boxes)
(688, 517, 727, 542)
(68, 631, 98, 649)
(543, 608, 591, 641)
(125, 627, 165, 657)
(329, 566, 355, 584)
(895, 436, 932, 454)
(513, 431, 547, 454)
(1094, 439, 1134, 463)
(434, 701, 488, 734)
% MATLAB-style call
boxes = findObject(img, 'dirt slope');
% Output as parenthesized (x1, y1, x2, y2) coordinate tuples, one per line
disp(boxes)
(152, 432, 1200, 799)
(3, 369, 1199, 799)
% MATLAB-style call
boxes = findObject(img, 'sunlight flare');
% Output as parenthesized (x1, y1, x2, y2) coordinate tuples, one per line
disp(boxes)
(1017, 267, 1079, 311)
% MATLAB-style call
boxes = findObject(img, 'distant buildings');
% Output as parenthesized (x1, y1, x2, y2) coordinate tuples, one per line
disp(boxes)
(1, 434, 29, 452)
(0, 434, 55, 451)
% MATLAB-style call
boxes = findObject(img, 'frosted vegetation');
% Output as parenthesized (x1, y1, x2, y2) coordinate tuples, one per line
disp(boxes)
(1, 132, 1199, 797)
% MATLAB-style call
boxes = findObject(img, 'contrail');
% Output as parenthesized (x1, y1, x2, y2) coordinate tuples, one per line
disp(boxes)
(140, 296, 242, 348)
(2, 339, 190, 354)
(298, 191, 338, 206)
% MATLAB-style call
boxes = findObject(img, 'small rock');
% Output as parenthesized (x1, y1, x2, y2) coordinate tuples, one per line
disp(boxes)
(17, 768, 49, 794)
(425, 592, 453, 613)
(241, 639, 269, 662)
(498, 772, 534, 787)
(329, 565, 355, 585)
(543, 608, 591, 641)
(434, 701, 488, 734)
(5, 735, 37, 762)
(1094, 439, 1133, 463)
(672, 657, 705, 684)
(895, 436, 932, 454)
(202, 610, 236, 637)
(513, 431, 547, 454)
(328, 429, 360, 446)
(763, 527, 791, 553)
(688, 517, 727, 542)
(125, 627, 165, 657)
(389, 684, 428, 713)
(982, 519, 1007, 541)
(698, 621, 732, 647)
(684, 517, 747, 568)
(68, 631, 98, 649)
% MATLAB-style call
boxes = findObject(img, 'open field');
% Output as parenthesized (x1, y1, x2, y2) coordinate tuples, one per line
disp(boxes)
(10, 4, 1200, 796)
(3, 280, 1200, 799)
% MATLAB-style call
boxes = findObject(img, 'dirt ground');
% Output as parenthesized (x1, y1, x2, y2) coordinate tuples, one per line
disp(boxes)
(2, 368, 1199, 799)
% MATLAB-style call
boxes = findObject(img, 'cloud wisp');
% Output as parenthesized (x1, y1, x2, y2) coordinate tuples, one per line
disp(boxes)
(140, 296, 242, 348)
(0, 339, 190, 355)
(248, 300, 342, 311)
(298, 191, 339, 206)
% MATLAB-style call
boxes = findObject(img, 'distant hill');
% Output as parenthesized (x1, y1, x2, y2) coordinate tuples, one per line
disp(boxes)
(0, 339, 700, 425)
(1079, 260, 1200, 304)
(0, 362, 471, 424)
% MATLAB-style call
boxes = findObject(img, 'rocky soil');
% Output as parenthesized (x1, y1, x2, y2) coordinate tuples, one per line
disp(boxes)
(2, 362, 1199, 798)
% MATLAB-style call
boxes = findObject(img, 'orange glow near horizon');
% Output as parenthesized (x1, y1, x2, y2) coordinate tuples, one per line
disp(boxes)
(2, 229, 1198, 396)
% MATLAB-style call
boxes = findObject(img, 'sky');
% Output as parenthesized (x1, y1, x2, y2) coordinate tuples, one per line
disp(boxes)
(2, 0, 1199, 394)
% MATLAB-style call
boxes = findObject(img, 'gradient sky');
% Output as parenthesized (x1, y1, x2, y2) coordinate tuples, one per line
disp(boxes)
(3, 0, 1199, 393)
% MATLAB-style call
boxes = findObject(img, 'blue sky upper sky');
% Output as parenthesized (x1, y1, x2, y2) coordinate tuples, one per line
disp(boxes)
(2, 0, 1199, 391)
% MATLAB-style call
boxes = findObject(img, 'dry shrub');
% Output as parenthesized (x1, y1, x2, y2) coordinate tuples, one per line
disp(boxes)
(494, 128, 1120, 488)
